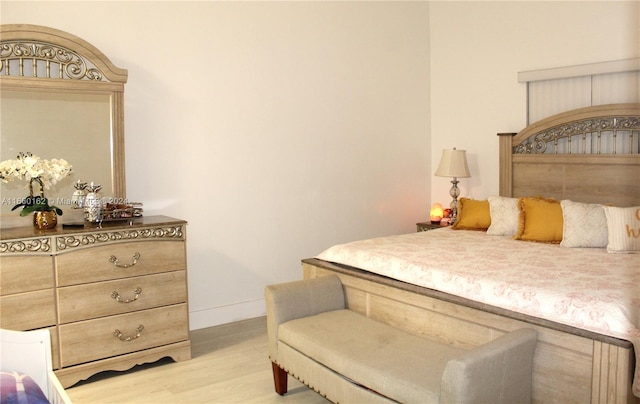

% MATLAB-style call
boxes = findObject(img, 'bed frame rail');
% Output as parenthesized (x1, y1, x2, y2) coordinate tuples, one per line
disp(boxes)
(302, 258, 638, 404)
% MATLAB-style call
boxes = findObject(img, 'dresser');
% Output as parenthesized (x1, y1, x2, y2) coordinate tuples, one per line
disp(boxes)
(0, 216, 191, 388)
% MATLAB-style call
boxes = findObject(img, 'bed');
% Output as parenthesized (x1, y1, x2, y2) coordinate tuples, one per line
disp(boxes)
(303, 103, 640, 404)
(1, 328, 72, 404)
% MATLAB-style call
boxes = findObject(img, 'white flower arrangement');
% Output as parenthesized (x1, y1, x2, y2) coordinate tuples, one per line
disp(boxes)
(0, 152, 72, 215)
(0, 152, 72, 188)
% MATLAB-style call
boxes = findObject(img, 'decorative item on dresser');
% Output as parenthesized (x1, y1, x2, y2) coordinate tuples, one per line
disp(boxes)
(0, 216, 191, 388)
(0, 152, 73, 229)
(83, 182, 103, 223)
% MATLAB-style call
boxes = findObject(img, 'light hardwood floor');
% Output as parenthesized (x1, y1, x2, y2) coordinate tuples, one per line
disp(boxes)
(66, 316, 328, 403)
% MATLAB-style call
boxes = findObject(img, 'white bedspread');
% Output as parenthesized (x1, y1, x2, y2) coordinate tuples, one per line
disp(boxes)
(316, 227, 640, 396)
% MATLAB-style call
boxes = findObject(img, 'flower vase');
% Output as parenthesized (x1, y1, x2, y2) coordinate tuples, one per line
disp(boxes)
(28, 178, 58, 230)
(33, 210, 57, 230)
(2, 153, 70, 227)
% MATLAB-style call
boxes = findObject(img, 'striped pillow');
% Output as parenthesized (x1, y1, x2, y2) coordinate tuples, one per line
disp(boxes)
(603, 206, 640, 253)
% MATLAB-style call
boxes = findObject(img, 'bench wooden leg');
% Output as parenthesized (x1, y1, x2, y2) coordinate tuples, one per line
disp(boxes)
(272, 362, 288, 395)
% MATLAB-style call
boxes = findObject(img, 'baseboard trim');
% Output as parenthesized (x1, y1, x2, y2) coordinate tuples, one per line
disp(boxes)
(188, 297, 266, 330)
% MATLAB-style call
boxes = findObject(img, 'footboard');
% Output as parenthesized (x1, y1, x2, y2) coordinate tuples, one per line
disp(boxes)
(302, 258, 638, 404)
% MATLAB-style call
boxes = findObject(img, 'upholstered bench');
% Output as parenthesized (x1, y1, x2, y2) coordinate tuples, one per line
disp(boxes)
(265, 275, 538, 403)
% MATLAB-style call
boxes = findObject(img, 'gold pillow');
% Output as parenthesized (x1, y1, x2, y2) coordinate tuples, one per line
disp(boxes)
(452, 198, 491, 230)
(515, 197, 563, 243)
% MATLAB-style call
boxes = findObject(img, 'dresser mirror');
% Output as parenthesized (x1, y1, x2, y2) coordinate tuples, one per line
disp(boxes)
(0, 24, 127, 220)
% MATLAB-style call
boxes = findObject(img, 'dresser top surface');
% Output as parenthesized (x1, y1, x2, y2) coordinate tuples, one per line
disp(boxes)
(0, 215, 186, 241)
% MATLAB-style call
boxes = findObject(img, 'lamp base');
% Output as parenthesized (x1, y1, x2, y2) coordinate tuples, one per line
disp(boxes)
(448, 178, 460, 225)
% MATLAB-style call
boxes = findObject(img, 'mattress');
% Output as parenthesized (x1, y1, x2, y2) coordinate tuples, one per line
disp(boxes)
(316, 227, 640, 392)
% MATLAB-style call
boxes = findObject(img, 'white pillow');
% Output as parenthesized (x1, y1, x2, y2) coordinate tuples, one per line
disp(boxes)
(560, 200, 608, 248)
(603, 206, 640, 253)
(486, 196, 519, 236)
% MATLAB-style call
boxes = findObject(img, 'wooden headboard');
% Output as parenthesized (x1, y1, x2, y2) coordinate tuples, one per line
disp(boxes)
(498, 103, 640, 206)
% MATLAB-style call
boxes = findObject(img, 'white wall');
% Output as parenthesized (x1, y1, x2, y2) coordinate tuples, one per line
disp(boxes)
(1, 1, 431, 329)
(4, 1, 637, 330)
(429, 1, 640, 205)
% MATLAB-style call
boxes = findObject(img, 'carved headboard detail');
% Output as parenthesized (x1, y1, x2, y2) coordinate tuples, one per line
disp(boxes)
(499, 103, 640, 206)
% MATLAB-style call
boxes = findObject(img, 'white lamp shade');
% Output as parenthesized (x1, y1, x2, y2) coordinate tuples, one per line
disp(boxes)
(434, 148, 470, 178)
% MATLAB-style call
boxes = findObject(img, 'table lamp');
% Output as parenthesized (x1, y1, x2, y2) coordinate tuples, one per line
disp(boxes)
(434, 147, 470, 225)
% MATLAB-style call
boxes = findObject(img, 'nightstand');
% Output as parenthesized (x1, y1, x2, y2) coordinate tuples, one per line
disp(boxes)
(416, 222, 446, 232)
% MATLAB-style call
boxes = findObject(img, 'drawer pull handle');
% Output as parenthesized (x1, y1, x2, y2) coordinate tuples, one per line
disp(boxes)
(109, 252, 141, 268)
(113, 325, 144, 342)
(111, 287, 142, 303)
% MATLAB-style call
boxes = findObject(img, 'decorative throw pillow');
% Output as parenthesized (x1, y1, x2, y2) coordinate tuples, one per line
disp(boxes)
(0, 371, 49, 404)
(603, 206, 640, 253)
(452, 198, 491, 231)
(515, 197, 563, 243)
(487, 196, 520, 236)
(560, 200, 608, 248)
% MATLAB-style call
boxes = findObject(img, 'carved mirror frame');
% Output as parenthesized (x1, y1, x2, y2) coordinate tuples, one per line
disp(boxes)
(0, 24, 128, 204)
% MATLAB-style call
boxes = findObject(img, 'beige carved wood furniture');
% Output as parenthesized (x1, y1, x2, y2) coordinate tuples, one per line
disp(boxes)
(303, 104, 640, 404)
(498, 103, 640, 206)
(0, 24, 127, 220)
(1, 25, 191, 388)
(0, 216, 191, 388)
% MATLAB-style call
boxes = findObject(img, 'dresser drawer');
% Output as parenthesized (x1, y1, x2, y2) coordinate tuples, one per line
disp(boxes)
(57, 270, 187, 323)
(59, 303, 189, 367)
(56, 240, 186, 286)
(0, 256, 53, 295)
(0, 289, 56, 330)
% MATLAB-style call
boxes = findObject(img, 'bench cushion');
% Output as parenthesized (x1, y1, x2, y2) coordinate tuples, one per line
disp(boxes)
(278, 309, 464, 403)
